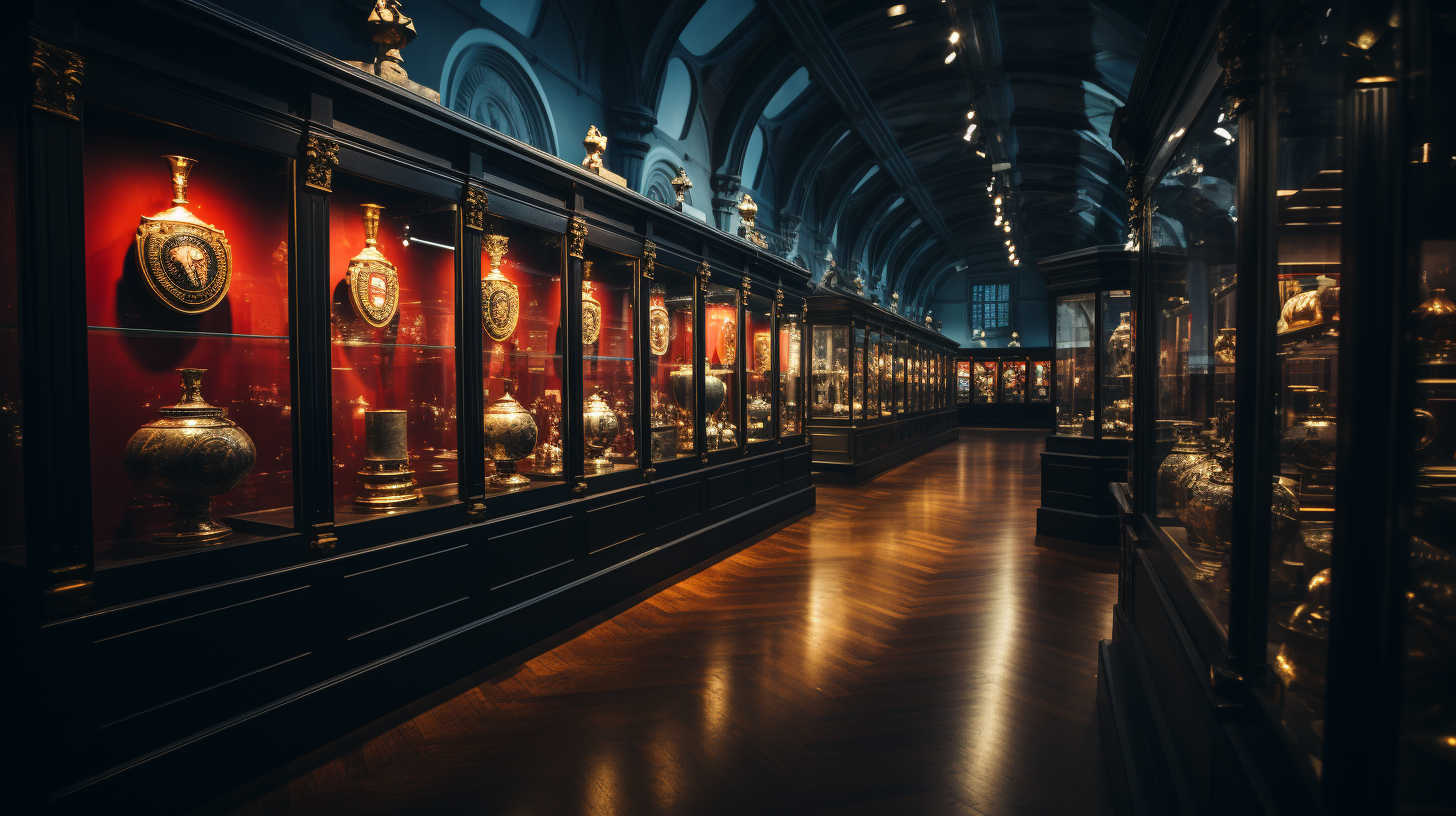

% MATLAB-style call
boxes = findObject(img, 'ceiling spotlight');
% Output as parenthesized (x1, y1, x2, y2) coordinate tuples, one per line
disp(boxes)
(976, 150, 986, 157)
(888, 5, 907, 16)
(962, 123, 977, 141)
(994, 216, 1002, 225)
(994, 196, 1002, 206)
(1005, 239, 1011, 245)
(1013, 259, 1020, 266)
(944, 51, 957, 64)
(1003, 224, 1011, 232)
(949, 31, 960, 44)
(967, 110, 976, 120)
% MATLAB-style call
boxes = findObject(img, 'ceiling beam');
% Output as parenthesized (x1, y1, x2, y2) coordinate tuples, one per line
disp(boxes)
(763, 0, 966, 262)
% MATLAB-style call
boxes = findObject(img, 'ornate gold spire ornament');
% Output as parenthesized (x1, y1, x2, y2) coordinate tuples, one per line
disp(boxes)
(347, 203, 401, 327)
(135, 156, 234, 314)
(481, 233, 519, 343)
(581, 260, 602, 345)
(737, 194, 768, 248)
(343, 0, 440, 103)
(580, 125, 627, 187)
(670, 166, 693, 210)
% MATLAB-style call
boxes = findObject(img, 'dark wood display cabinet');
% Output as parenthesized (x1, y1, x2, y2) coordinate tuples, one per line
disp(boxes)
(1100, 1, 1456, 815)
(1035, 246, 1135, 546)
(0, 3, 819, 813)
(804, 293, 958, 484)
(955, 346, 1055, 428)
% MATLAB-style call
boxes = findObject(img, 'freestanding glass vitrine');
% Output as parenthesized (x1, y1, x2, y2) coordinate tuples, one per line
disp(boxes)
(956, 347, 1055, 428)
(805, 293, 958, 483)
(1035, 247, 1135, 544)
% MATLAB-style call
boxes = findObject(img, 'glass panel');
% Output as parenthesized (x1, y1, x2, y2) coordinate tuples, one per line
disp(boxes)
(705, 283, 740, 449)
(481, 218, 567, 488)
(1030, 360, 1052, 403)
(974, 361, 997, 404)
(84, 106, 295, 561)
(866, 330, 882, 418)
(0, 102, 17, 567)
(746, 293, 773, 442)
(1055, 293, 1095, 436)
(879, 337, 893, 417)
(957, 360, 971, 404)
(580, 249, 637, 474)
(1402, 4, 1456, 802)
(853, 327, 866, 420)
(1261, 10, 1346, 778)
(896, 338, 907, 413)
(778, 304, 803, 436)
(1102, 290, 1134, 438)
(1001, 360, 1026, 404)
(331, 175, 457, 521)
(1146, 84, 1239, 632)
(648, 268, 696, 462)
(811, 325, 849, 418)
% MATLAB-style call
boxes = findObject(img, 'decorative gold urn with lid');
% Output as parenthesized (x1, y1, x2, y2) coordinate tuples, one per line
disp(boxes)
(583, 391, 620, 473)
(135, 156, 233, 314)
(483, 378, 538, 487)
(123, 368, 256, 543)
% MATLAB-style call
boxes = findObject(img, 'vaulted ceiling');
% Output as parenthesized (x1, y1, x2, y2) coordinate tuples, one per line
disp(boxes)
(602, 0, 1149, 311)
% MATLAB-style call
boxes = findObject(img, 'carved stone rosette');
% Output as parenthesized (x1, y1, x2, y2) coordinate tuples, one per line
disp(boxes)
(30, 39, 83, 120)
(568, 216, 587, 259)
(463, 186, 488, 232)
(303, 134, 340, 193)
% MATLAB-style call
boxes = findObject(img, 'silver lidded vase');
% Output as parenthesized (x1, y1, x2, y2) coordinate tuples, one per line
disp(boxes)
(583, 391, 620, 473)
(123, 368, 256, 544)
(483, 379, 538, 487)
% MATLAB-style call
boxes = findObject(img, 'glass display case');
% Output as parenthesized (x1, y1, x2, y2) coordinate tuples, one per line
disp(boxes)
(853, 326, 867, 420)
(1054, 293, 1094, 435)
(746, 293, 773, 442)
(481, 217, 567, 488)
(1052, 289, 1133, 439)
(779, 300, 803, 437)
(866, 330, 883, 418)
(579, 248, 636, 474)
(705, 283, 740, 450)
(956, 360, 971, 404)
(85, 106, 296, 561)
(811, 325, 850, 419)
(1030, 359, 1051, 403)
(879, 334, 894, 417)
(973, 360, 997, 404)
(1001, 360, 1026, 404)
(647, 265, 696, 461)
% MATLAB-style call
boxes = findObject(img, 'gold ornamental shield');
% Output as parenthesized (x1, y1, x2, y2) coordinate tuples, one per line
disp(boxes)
(753, 331, 770, 374)
(582, 298, 602, 345)
(483, 277, 519, 342)
(347, 204, 400, 328)
(134, 156, 232, 314)
(648, 303, 670, 356)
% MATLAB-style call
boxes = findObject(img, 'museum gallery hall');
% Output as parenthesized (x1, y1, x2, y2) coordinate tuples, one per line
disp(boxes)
(1, 0, 1452, 814)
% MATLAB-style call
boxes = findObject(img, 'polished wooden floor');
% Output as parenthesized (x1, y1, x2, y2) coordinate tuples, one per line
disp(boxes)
(224, 430, 1119, 815)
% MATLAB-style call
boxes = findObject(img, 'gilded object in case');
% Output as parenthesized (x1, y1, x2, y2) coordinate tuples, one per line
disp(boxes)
(481, 233, 519, 343)
(353, 409, 423, 510)
(483, 379, 538, 487)
(348, 203, 400, 328)
(583, 392, 620, 473)
(135, 156, 233, 315)
(123, 369, 256, 544)
(581, 260, 602, 345)
(753, 331, 771, 374)
(648, 284, 670, 356)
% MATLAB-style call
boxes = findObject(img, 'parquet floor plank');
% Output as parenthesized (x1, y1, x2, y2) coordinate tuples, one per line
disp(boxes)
(224, 430, 1117, 815)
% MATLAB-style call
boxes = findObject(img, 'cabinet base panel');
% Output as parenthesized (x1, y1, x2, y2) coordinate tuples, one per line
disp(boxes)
(812, 427, 959, 484)
(1037, 506, 1119, 545)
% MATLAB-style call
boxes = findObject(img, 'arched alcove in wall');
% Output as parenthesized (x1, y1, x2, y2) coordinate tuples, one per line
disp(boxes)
(441, 30, 558, 155)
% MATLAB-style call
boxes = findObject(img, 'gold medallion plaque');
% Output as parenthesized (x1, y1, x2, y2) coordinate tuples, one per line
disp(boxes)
(135, 156, 233, 314)
(481, 233, 519, 343)
(754, 331, 770, 374)
(648, 285, 670, 356)
(581, 260, 602, 345)
(347, 203, 400, 328)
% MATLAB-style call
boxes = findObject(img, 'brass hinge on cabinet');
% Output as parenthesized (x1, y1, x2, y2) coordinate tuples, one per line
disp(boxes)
(42, 563, 94, 615)
(573, 480, 588, 495)
(30, 39, 83, 121)
(643, 468, 656, 479)
(467, 500, 487, 521)
(309, 523, 337, 550)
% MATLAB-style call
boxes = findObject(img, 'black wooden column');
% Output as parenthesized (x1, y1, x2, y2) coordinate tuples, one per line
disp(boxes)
(459, 180, 486, 518)
(19, 37, 93, 616)
(564, 210, 586, 491)
(293, 111, 339, 550)
(695, 259, 709, 464)
(638, 240, 655, 476)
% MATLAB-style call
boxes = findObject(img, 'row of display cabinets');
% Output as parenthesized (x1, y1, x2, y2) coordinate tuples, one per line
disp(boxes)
(0, 95, 825, 575)
(803, 294, 959, 483)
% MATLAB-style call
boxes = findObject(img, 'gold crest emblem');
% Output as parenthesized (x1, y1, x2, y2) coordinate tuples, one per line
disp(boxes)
(134, 156, 233, 314)
(581, 260, 602, 345)
(481, 233, 519, 343)
(347, 203, 400, 328)
(648, 284, 670, 356)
